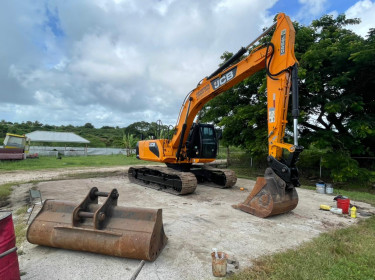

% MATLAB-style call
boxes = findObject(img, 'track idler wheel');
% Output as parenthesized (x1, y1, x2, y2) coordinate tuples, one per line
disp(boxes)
(233, 168, 298, 218)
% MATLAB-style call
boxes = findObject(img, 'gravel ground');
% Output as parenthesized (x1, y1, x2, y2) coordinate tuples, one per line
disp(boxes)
(0, 166, 128, 186)
(1, 167, 374, 280)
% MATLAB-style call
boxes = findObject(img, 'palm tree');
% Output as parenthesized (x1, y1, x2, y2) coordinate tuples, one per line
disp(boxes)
(122, 134, 137, 156)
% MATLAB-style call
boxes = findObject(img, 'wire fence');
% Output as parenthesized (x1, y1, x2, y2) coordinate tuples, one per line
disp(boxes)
(28, 145, 374, 184)
(226, 149, 375, 183)
(29, 146, 135, 157)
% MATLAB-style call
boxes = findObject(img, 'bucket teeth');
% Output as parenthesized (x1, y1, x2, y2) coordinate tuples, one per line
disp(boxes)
(233, 168, 298, 218)
(27, 188, 167, 261)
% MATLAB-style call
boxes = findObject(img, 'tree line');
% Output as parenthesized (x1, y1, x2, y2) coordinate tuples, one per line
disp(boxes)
(198, 14, 374, 183)
(0, 120, 169, 148)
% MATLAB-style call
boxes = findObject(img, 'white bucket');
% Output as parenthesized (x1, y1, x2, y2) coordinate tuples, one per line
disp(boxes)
(330, 207, 343, 214)
(316, 182, 325, 194)
(325, 183, 333, 194)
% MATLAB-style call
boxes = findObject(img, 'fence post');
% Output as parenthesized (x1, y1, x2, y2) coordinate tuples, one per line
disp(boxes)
(320, 157, 322, 179)
(227, 146, 230, 166)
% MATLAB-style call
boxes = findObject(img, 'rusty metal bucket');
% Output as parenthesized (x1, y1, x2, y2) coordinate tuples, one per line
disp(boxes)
(27, 187, 167, 261)
(233, 168, 298, 218)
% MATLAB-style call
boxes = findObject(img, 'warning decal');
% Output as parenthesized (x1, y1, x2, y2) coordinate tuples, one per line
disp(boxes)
(269, 108, 275, 123)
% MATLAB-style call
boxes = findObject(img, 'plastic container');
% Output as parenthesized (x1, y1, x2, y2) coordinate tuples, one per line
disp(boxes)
(316, 182, 325, 194)
(211, 251, 228, 277)
(330, 207, 343, 214)
(320, 204, 331, 211)
(325, 184, 333, 194)
(0, 212, 20, 280)
(337, 198, 350, 214)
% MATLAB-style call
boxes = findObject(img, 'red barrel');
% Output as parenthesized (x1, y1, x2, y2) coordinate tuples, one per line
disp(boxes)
(0, 212, 20, 280)
(337, 198, 350, 214)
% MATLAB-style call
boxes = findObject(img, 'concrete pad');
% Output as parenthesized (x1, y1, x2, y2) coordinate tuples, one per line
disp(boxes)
(16, 174, 374, 280)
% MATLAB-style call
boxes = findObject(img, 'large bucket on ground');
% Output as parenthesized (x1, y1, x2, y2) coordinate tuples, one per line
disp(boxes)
(27, 188, 167, 261)
(233, 168, 298, 218)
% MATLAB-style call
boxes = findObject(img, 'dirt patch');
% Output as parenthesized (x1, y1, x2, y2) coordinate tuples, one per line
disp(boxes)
(1, 168, 374, 280)
(0, 166, 128, 210)
(0, 166, 128, 186)
(0, 199, 10, 208)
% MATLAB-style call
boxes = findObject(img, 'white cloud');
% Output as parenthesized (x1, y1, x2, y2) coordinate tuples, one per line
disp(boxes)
(327, 10, 338, 18)
(345, 0, 375, 37)
(297, 0, 328, 19)
(34, 91, 68, 110)
(69, 33, 146, 83)
(0, 0, 277, 127)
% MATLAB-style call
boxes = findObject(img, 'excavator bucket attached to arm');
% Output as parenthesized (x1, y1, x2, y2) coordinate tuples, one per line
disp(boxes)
(232, 13, 303, 218)
(233, 168, 298, 218)
(27, 187, 167, 261)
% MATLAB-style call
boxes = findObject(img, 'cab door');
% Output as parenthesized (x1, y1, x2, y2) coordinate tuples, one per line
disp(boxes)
(186, 124, 217, 159)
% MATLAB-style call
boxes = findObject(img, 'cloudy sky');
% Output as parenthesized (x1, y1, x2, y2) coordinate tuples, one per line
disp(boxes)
(1, 0, 374, 128)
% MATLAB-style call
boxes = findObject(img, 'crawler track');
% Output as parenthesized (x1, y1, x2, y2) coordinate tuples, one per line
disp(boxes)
(191, 166, 237, 188)
(128, 166, 197, 195)
(128, 165, 237, 195)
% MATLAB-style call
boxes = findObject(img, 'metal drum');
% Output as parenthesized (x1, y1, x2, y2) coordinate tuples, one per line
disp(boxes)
(0, 212, 20, 280)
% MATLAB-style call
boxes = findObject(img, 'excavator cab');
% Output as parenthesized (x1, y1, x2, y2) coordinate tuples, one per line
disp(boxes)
(186, 123, 217, 159)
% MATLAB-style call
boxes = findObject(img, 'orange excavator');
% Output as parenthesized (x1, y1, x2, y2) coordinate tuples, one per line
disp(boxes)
(26, 13, 300, 263)
(129, 13, 303, 218)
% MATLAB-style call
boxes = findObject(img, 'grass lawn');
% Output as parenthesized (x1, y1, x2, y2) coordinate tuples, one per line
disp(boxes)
(0, 154, 155, 203)
(230, 216, 375, 280)
(227, 164, 375, 280)
(0, 154, 147, 171)
(0, 182, 15, 205)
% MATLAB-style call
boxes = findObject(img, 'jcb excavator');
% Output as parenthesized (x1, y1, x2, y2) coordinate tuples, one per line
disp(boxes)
(129, 13, 303, 218)
(26, 13, 301, 264)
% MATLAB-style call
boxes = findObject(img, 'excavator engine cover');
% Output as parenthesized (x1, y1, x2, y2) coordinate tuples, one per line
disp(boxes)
(234, 168, 298, 218)
(27, 187, 167, 261)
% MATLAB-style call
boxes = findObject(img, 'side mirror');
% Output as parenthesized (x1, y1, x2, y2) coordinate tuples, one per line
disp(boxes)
(216, 129, 223, 140)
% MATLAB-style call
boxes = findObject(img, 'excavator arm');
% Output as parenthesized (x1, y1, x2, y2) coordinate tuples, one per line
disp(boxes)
(173, 13, 303, 177)
(138, 13, 300, 162)
(134, 13, 303, 217)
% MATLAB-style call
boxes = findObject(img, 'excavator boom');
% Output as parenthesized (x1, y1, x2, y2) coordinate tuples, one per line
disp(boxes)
(132, 13, 303, 217)
(137, 13, 299, 164)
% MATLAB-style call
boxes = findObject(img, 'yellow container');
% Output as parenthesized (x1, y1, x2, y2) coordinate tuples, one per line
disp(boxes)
(320, 204, 331, 211)
(350, 206, 357, 218)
